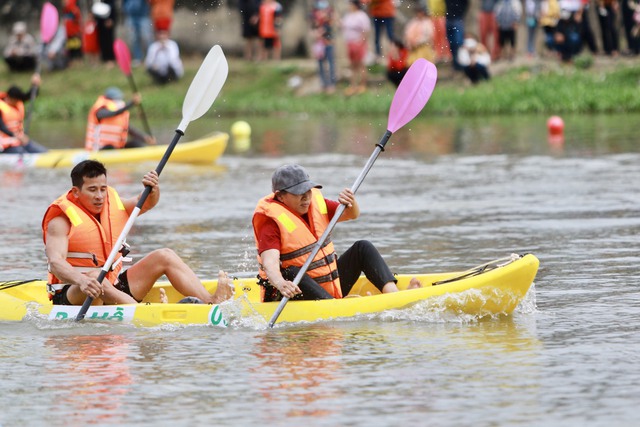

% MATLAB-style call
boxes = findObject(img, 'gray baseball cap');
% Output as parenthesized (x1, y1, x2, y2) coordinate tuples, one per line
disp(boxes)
(272, 164, 322, 195)
(104, 87, 123, 100)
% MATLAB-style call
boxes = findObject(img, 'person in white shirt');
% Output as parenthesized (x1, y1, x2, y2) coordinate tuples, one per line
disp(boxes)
(144, 30, 184, 85)
(457, 35, 491, 84)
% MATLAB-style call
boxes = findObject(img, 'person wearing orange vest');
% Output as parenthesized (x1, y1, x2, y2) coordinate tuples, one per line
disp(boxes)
(258, 0, 283, 60)
(43, 159, 234, 306)
(85, 87, 155, 151)
(253, 164, 421, 302)
(0, 73, 49, 154)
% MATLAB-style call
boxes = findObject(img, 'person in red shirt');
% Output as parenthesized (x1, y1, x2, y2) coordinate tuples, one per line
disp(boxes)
(62, 0, 84, 61)
(386, 38, 408, 87)
(252, 164, 420, 302)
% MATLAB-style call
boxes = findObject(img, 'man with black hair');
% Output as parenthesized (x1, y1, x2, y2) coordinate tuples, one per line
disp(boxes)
(0, 73, 48, 154)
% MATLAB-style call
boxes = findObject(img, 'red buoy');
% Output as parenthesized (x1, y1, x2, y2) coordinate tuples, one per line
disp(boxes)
(547, 116, 564, 136)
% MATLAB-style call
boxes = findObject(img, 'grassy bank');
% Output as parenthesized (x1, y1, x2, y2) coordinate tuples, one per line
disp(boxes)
(3, 54, 639, 120)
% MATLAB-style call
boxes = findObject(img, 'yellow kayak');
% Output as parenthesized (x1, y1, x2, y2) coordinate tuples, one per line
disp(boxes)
(0, 254, 539, 327)
(0, 132, 228, 168)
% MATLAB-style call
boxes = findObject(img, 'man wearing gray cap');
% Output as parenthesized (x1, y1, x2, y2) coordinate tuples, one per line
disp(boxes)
(85, 87, 155, 151)
(252, 164, 420, 302)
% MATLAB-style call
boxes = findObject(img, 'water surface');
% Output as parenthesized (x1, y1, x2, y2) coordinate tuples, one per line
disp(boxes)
(0, 114, 638, 426)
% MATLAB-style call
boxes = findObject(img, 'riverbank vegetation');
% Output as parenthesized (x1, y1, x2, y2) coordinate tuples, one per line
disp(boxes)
(3, 54, 639, 120)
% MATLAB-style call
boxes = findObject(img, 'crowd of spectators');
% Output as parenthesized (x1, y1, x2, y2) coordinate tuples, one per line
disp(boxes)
(3, 0, 639, 91)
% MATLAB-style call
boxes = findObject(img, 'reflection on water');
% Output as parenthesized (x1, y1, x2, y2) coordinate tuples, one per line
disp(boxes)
(28, 113, 640, 157)
(44, 334, 133, 425)
(250, 325, 345, 421)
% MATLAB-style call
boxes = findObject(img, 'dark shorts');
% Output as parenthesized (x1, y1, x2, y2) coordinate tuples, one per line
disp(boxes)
(51, 270, 138, 305)
(242, 20, 259, 39)
(263, 37, 276, 49)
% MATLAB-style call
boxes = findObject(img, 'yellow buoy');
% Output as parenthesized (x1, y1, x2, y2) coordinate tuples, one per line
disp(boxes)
(231, 120, 251, 153)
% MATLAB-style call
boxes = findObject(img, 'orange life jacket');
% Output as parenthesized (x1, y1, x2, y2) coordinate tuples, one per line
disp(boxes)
(0, 95, 25, 150)
(259, 1, 280, 38)
(42, 186, 130, 288)
(85, 96, 129, 151)
(253, 188, 341, 299)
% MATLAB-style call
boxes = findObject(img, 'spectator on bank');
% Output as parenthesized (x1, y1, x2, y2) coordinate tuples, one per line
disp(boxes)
(578, 0, 599, 54)
(144, 30, 183, 85)
(596, 0, 620, 56)
(311, 0, 337, 94)
(239, 0, 261, 60)
(457, 35, 491, 84)
(427, 0, 452, 62)
(554, 8, 582, 61)
(149, 0, 175, 32)
(525, 0, 541, 57)
(386, 39, 408, 87)
(444, 0, 469, 70)
(82, 12, 101, 65)
(62, 0, 84, 62)
(631, 1, 640, 46)
(259, 0, 283, 60)
(479, 0, 500, 60)
(43, 23, 69, 72)
(622, 0, 640, 54)
(404, 5, 435, 65)
(3, 22, 38, 72)
(363, 0, 396, 61)
(341, 0, 371, 96)
(94, 0, 118, 66)
(495, 0, 523, 61)
(123, 0, 154, 65)
(540, 0, 561, 53)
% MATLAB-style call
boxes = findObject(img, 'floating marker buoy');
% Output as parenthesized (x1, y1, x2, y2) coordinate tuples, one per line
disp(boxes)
(547, 115, 564, 136)
(231, 120, 251, 153)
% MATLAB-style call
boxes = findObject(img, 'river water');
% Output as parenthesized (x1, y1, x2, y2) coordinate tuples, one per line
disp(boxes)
(1, 113, 638, 426)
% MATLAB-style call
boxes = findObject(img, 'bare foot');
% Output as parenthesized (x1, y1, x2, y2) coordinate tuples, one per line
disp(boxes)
(211, 270, 234, 304)
(407, 277, 422, 290)
(159, 288, 168, 303)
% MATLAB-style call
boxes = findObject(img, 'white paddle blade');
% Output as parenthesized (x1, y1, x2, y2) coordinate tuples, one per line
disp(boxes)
(179, 45, 229, 132)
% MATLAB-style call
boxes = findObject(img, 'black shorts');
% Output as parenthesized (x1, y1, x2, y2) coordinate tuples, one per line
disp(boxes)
(51, 270, 138, 305)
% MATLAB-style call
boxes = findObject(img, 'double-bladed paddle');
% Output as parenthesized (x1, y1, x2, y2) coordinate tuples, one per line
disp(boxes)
(114, 38, 153, 137)
(76, 45, 229, 321)
(24, 2, 58, 134)
(267, 58, 438, 328)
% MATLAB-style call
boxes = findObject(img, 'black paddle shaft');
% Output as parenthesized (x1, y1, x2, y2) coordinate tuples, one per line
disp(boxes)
(76, 130, 184, 320)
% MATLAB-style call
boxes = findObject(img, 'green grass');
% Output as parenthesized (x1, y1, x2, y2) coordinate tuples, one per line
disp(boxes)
(3, 55, 640, 120)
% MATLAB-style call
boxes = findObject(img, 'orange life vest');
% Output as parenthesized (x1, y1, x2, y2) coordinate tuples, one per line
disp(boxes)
(0, 95, 25, 150)
(85, 96, 129, 151)
(42, 186, 130, 287)
(259, 1, 280, 38)
(253, 188, 341, 298)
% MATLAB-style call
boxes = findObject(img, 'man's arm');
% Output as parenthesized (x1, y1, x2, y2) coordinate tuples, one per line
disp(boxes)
(45, 216, 103, 299)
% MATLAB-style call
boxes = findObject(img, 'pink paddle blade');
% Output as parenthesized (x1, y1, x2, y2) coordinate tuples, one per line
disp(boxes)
(387, 59, 438, 133)
(40, 2, 59, 44)
(114, 39, 132, 75)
